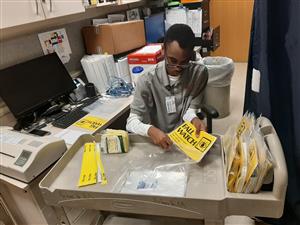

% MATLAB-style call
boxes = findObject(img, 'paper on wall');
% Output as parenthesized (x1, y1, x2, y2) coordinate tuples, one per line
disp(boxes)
(187, 9, 202, 37)
(166, 7, 187, 27)
(166, 8, 202, 37)
(38, 28, 72, 64)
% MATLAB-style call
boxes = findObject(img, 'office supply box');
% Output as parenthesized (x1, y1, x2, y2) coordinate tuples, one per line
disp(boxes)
(127, 44, 162, 64)
(82, 20, 146, 55)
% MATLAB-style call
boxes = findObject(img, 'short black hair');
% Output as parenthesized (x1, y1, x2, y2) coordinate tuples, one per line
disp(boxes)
(164, 24, 195, 51)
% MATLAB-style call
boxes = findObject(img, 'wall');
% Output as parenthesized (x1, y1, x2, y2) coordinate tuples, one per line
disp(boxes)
(210, 0, 254, 62)
(0, 20, 87, 72)
(0, 2, 145, 126)
(0, 2, 145, 72)
(0, 18, 89, 125)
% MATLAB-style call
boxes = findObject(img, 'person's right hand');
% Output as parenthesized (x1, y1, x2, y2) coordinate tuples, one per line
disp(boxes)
(148, 126, 173, 150)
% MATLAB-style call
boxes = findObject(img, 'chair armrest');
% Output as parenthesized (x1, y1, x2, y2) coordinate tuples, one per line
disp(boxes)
(201, 104, 219, 119)
(197, 104, 219, 133)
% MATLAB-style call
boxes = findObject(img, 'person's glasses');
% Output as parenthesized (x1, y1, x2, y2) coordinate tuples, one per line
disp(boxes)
(165, 57, 191, 69)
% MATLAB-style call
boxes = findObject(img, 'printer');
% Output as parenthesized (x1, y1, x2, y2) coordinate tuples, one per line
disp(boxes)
(0, 126, 68, 224)
(0, 127, 103, 225)
(0, 126, 67, 183)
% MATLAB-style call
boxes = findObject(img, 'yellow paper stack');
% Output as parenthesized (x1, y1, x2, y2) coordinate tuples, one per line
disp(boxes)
(223, 113, 273, 193)
(78, 142, 107, 187)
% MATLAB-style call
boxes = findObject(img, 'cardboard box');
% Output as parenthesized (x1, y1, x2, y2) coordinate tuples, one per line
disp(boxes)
(82, 20, 146, 55)
(127, 44, 162, 64)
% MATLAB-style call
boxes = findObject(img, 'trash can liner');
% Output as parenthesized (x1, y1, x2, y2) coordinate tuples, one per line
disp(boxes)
(203, 56, 234, 87)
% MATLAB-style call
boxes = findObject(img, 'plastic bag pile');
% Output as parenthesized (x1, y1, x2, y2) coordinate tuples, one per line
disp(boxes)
(223, 113, 273, 193)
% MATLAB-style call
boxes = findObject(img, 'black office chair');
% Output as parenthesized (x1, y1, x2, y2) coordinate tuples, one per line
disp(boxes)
(197, 104, 219, 133)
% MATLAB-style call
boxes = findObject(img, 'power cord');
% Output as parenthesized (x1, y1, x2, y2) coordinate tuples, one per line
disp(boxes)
(106, 77, 134, 97)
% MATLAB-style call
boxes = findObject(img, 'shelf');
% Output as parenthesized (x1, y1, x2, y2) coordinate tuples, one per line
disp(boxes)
(0, 0, 145, 41)
(85, 1, 117, 9)
(118, 0, 142, 5)
(84, 0, 142, 9)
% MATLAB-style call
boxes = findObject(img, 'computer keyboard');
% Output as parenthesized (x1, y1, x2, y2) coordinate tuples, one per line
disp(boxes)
(52, 108, 88, 129)
(78, 97, 99, 109)
(47, 111, 68, 121)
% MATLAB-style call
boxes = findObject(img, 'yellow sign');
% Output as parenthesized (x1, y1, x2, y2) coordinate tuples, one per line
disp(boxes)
(78, 142, 107, 187)
(78, 143, 98, 187)
(168, 121, 217, 162)
(74, 116, 108, 131)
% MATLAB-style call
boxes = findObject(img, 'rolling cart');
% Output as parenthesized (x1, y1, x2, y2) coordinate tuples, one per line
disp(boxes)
(39, 117, 287, 225)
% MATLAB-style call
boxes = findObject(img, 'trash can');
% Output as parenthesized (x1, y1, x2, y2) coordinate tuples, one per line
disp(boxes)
(203, 56, 234, 118)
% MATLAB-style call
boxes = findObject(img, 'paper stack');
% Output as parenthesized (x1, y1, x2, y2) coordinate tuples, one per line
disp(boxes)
(116, 57, 132, 83)
(165, 7, 202, 37)
(81, 54, 118, 94)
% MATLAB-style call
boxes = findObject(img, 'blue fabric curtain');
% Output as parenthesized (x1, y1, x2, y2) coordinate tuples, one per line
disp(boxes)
(244, 0, 300, 224)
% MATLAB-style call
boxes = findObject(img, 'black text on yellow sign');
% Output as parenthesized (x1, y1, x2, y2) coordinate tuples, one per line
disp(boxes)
(74, 116, 108, 131)
(176, 123, 212, 152)
(169, 121, 217, 162)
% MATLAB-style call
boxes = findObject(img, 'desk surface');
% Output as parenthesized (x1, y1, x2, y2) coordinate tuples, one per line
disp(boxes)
(44, 95, 133, 145)
(0, 95, 133, 188)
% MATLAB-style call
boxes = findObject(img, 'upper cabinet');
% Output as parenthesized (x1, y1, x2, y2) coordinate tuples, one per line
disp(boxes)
(0, 0, 45, 29)
(0, 0, 144, 40)
(40, 0, 85, 19)
(0, 0, 85, 29)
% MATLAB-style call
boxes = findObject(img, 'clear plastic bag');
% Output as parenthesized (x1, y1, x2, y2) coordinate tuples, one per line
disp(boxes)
(234, 134, 250, 193)
(224, 112, 274, 193)
(223, 125, 238, 177)
(252, 129, 274, 193)
(112, 144, 195, 197)
(243, 137, 259, 193)
(120, 170, 188, 197)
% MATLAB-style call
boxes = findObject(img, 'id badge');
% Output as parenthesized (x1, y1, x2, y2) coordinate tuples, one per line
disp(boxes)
(165, 96, 176, 114)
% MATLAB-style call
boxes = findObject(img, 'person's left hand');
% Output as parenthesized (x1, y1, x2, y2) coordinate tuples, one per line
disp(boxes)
(191, 117, 206, 137)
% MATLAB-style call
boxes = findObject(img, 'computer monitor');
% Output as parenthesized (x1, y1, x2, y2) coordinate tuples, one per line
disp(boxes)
(144, 12, 165, 43)
(0, 53, 76, 119)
